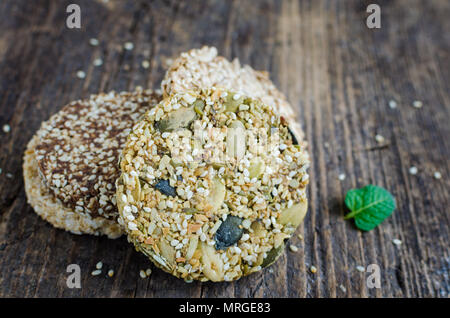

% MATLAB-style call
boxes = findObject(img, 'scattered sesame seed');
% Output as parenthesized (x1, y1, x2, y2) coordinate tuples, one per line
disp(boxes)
(139, 270, 147, 278)
(145, 268, 152, 276)
(142, 60, 150, 69)
(297, 234, 303, 240)
(412, 100, 423, 108)
(433, 171, 442, 179)
(409, 166, 418, 175)
(89, 38, 99, 46)
(392, 239, 402, 246)
(2, 124, 10, 133)
(310, 266, 317, 274)
(96, 261, 103, 270)
(289, 245, 298, 252)
(338, 173, 346, 181)
(93, 58, 103, 66)
(76, 70, 86, 79)
(375, 134, 385, 143)
(356, 265, 365, 272)
(6, 173, 13, 179)
(339, 284, 347, 293)
(91, 269, 102, 276)
(388, 100, 397, 109)
(107, 269, 114, 277)
(124, 42, 134, 50)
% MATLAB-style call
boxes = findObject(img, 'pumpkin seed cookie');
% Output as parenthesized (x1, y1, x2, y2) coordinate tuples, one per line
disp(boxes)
(116, 88, 309, 281)
(161, 46, 305, 141)
(23, 88, 161, 238)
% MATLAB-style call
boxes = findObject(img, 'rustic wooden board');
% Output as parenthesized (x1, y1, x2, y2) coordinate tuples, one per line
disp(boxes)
(0, 0, 448, 298)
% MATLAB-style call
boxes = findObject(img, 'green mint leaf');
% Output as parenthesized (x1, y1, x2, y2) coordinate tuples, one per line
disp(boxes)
(344, 185, 396, 231)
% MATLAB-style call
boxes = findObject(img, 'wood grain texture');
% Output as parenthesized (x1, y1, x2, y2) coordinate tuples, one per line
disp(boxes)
(0, 0, 448, 298)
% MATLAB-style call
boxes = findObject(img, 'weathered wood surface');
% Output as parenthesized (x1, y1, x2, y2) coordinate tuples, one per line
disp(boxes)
(0, 0, 448, 298)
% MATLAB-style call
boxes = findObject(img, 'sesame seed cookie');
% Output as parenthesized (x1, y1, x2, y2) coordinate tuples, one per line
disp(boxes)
(23, 88, 161, 238)
(161, 46, 305, 142)
(24, 135, 123, 238)
(116, 89, 309, 281)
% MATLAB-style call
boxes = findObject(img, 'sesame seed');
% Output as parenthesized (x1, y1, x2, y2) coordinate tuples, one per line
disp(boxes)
(96, 261, 103, 269)
(93, 58, 103, 66)
(142, 60, 150, 69)
(91, 269, 102, 276)
(289, 245, 298, 252)
(76, 70, 86, 79)
(339, 284, 347, 293)
(338, 173, 346, 181)
(124, 42, 134, 50)
(145, 268, 152, 276)
(412, 100, 423, 108)
(139, 270, 147, 278)
(89, 38, 99, 46)
(388, 100, 397, 109)
(375, 134, 385, 143)
(239, 104, 249, 111)
(6, 173, 13, 179)
(433, 171, 442, 179)
(392, 239, 402, 246)
(409, 166, 418, 175)
(107, 269, 114, 277)
(128, 222, 137, 231)
(2, 124, 10, 133)
(297, 234, 303, 240)
(310, 266, 317, 274)
(356, 265, 365, 272)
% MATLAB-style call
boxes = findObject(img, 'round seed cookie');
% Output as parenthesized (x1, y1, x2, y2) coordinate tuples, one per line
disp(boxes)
(161, 46, 305, 141)
(117, 88, 310, 281)
(24, 135, 123, 237)
(23, 88, 161, 238)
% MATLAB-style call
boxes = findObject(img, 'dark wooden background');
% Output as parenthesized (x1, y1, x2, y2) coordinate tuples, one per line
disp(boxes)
(0, 0, 448, 298)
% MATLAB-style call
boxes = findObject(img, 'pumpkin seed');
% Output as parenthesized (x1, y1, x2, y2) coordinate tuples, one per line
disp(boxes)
(200, 242, 224, 282)
(250, 220, 266, 237)
(154, 179, 177, 197)
(131, 176, 141, 202)
(185, 236, 199, 261)
(224, 93, 244, 112)
(215, 215, 244, 250)
(207, 177, 226, 211)
(193, 99, 205, 115)
(158, 239, 176, 269)
(248, 157, 265, 179)
(288, 127, 299, 145)
(226, 120, 246, 161)
(155, 107, 197, 132)
(182, 207, 198, 214)
(279, 201, 308, 227)
(261, 243, 285, 268)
